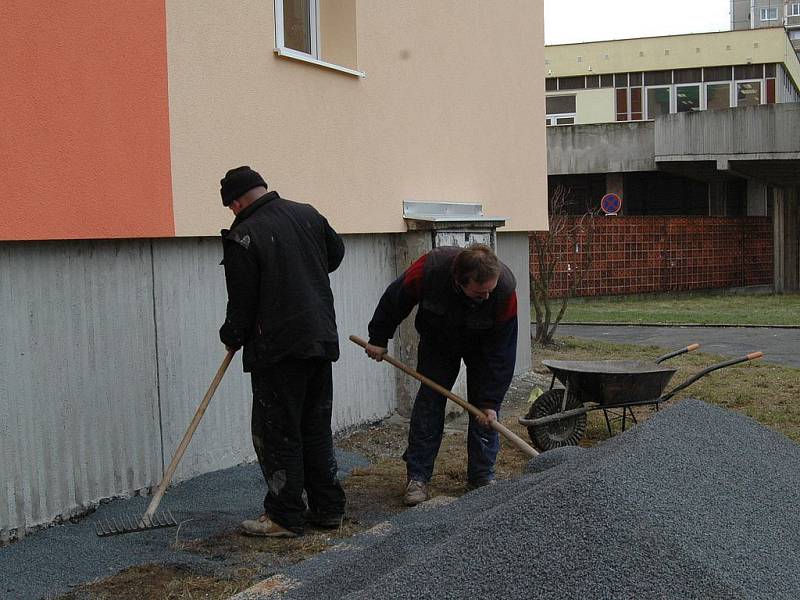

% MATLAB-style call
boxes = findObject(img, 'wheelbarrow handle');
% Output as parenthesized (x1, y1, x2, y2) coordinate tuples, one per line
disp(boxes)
(350, 335, 538, 459)
(660, 351, 763, 402)
(654, 343, 701, 364)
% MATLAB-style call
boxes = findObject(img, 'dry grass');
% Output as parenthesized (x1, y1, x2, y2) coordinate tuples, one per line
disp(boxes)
(537, 337, 800, 444)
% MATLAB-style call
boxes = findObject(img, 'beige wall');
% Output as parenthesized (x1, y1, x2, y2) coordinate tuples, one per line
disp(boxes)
(166, 0, 547, 236)
(546, 28, 798, 78)
(575, 88, 615, 124)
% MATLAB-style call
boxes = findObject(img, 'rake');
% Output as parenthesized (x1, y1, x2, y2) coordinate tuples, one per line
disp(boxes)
(96, 349, 235, 537)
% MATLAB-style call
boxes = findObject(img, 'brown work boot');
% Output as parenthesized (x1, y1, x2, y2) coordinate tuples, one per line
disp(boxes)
(403, 479, 430, 506)
(240, 514, 298, 538)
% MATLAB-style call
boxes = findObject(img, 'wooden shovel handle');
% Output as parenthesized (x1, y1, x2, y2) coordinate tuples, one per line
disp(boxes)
(143, 349, 235, 521)
(350, 335, 538, 459)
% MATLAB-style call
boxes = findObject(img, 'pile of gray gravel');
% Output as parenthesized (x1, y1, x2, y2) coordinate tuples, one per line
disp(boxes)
(238, 399, 800, 599)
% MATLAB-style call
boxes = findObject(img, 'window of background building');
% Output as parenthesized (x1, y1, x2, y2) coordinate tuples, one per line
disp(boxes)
(616, 89, 628, 121)
(274, 0, 361, 76)
(760, 7, 778, 20)
(545, 95, 577, 126)
(734, 64, 764, 80)
(788, 3, 800, 17)
(790, 30, 800, 40)
(600, 74, 614, 87)
(546, 78, 557, 91)
(706, 82, 731, 110)
(736, 81, 762, 107)
(559, 76, 586, 90)
(630, 87, 643, 120)
(676, 85, 700, 111)
(646, 87, 671, 118)
(704, 66, 732, 81)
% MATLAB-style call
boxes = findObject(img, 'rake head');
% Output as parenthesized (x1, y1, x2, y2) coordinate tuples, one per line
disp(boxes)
(95, 510, 178, 537)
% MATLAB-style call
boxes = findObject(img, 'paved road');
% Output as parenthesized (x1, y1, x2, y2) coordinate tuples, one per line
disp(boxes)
(557, 324, 800, 368)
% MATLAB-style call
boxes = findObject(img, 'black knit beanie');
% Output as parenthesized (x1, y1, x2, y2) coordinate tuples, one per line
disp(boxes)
(220, 166, 267, 206)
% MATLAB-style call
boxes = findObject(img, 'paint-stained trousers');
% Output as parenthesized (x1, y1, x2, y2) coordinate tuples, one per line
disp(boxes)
(403, 338, 500, 485)
(250, 358, 346, 534)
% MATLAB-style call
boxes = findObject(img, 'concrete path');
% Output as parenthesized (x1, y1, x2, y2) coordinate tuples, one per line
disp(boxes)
(557, 324, 800, 368)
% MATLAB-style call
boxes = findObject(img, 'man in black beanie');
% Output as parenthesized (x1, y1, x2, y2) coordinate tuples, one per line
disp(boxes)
(218, 166, 346, 537)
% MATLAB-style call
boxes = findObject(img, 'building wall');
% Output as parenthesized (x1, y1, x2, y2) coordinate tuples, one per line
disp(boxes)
(575, 89, 616, 124)
(0, 1, 175, 240)
(0, 232, 532, 539)
(546, 29, 796, 77)
(529, 217, 774, 298)
(0, 1, 547, 240)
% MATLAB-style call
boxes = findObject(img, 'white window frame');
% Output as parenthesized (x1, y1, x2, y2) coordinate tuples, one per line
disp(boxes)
(274, 0, 365, 78)
(546, 114, 576, 126)
(735, 79, 764, 107)
(645, 85, 672, 119)
(760, 7, 778, 21)
(788, 3, 800, 17)
(703, 81, 733, 110)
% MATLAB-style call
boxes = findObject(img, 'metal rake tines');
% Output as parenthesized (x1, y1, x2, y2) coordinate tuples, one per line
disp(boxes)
(95, 510, 178, 537)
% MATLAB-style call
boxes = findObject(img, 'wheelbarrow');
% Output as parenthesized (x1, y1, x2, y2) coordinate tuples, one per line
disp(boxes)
(518, 344, 763, 451)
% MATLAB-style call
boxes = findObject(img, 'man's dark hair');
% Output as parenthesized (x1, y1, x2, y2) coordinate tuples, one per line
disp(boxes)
(452, 244, 501, 285)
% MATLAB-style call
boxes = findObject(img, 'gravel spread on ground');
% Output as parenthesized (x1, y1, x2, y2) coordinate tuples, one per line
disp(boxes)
(0, 451, 368, 600)
(235, 399, 800, 599)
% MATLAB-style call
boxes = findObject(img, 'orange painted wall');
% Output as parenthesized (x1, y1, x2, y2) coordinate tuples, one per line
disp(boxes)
(0, 1, 174, 240)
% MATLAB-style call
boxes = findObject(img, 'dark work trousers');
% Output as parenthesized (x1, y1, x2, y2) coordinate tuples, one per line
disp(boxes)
(404, 338, 500, 485)
(250, 358, 346, 534)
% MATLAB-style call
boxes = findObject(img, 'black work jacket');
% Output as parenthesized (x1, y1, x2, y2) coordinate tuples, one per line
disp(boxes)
(219, 191, 345, 370)
(367, 246, 518, 410)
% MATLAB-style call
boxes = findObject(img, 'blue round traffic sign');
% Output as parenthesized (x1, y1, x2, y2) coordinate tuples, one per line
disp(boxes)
(601, 193, 622, 214)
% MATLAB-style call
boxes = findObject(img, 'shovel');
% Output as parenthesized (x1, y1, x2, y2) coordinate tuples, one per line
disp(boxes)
(96, 349, 235, 536)
(350, 335, 538, 459)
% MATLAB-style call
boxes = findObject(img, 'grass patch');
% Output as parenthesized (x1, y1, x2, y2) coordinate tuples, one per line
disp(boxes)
(553, 291, 800, 326)
(537, 337, 800, 444)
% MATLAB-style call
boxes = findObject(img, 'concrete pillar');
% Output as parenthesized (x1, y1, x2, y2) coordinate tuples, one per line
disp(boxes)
(774, 187, 785, 293)
(606, 173, 624, 215)
(392, 231, 432, 416)
(747, 180, 768, 216)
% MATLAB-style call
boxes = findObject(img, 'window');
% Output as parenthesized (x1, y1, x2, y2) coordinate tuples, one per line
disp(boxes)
(736, 81, 762, 107)
(673, 68, 702, 84)
(545, 78, 558, 91)
(790, 30, 800, 40)
(585, 75, 600, 89)
(644, 70, 672, 86)
(766, 79, 776, 103)
(630, 88, 643, 120)
(646, 87, 671, 118)
(760, 7, 778, 20)
(546, 95, 576, 126)
(706, 83, 731, 110)
(788, 3, 800, 17)
(676, 85, 700, 112)
(616, 89, 628, 121)
(275, 0, 363, 77)
(734, 64, 763, 80)
(600, 74, 614, 88)
(559, 76, 586, 90)
(546, 95, 577, 115)
(704, 66, 732, 82)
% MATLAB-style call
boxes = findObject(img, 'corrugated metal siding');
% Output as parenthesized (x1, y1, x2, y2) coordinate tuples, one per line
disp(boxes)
(0, 232, 453, 536)
(496, 232, 533, 374)
(0, 241, 162, 539)
(330, 235, 398, 429)
(151, 238, 254, 482)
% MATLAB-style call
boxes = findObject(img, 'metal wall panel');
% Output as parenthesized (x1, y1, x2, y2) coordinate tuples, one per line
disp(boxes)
(0, 241, 162, 538)
(497, 232, 533, 374)
(150, 238, 255, 483)
(329, 235, 398, 429)
(150, 235, 399, 483)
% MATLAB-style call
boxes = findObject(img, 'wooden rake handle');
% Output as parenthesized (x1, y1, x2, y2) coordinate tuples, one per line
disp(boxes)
(350, 335, 538, 459)
(143, 349, 235, 521)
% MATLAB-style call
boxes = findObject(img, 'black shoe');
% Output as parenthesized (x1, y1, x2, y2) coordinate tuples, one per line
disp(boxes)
(305, 510, 345, 529)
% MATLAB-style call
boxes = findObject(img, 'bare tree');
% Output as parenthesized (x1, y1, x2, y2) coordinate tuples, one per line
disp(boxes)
(530, 186, 598, 345)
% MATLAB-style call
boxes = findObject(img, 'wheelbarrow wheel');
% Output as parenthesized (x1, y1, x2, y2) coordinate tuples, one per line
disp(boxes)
(525, 389, 587, 452)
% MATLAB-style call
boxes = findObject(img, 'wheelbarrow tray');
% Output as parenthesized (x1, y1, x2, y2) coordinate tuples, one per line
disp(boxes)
(542, 359, 678, 407)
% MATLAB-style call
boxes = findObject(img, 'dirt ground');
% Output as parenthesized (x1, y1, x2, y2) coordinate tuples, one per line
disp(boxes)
(57, 354, 638, 600)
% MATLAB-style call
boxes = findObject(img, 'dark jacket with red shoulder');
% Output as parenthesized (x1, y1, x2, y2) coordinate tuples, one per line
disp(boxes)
(367, 246, 518, 410)
(219, 191, 344, 371)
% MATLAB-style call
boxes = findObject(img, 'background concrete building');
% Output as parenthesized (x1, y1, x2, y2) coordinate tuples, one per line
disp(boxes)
(0, 0, 547, 541)
(541, 28, 800, 296)
(731, 0, 800, 55)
